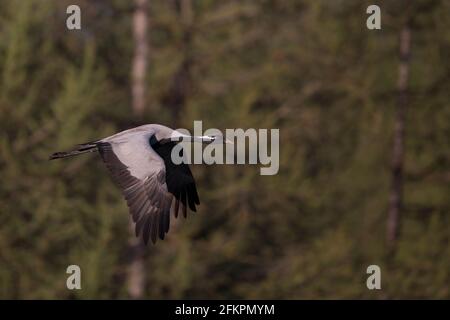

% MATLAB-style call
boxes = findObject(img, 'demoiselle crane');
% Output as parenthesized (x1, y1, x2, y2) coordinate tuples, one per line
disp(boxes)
(50, 124, 229, 245)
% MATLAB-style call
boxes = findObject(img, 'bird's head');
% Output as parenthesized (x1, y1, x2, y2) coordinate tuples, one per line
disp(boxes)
(169, 130, 233, 144)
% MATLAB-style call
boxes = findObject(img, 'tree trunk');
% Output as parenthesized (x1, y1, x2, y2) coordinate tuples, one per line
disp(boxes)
(163, 0, 193, 125)
(128, 0, 149, 299)
(131, 0, 149, 117)
(387, 22, 411, 253)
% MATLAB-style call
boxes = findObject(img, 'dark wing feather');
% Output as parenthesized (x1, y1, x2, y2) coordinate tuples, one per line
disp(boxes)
(151, 141, 200, 217)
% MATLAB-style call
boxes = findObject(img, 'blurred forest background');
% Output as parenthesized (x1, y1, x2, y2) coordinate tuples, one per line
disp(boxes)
(0, 0, 448, 299)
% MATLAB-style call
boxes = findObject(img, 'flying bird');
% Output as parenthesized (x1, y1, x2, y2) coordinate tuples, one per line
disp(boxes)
(50, 124, 227, 245)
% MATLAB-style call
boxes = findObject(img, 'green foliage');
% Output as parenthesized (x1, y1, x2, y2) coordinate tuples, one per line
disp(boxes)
(0, 0, 448, 299)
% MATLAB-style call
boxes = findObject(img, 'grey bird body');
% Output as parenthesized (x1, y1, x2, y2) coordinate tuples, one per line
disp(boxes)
(50, 124, 217, 245)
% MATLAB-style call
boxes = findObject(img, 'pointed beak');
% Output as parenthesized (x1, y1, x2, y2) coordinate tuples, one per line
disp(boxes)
(171, 131, 233, 144)
(178, 135, 215, 143)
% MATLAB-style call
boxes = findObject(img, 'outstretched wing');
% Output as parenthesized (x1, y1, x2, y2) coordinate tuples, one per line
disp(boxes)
(97, 138, 173, 245)
(150, 140, 200, 218)
(97, 133, 200, 244)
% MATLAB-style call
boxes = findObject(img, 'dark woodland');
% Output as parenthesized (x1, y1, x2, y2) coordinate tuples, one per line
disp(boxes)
(0, 0, 448, 299)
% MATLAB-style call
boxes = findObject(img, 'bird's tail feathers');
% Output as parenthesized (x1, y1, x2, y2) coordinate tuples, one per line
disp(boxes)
(49, 142, 98, 160)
